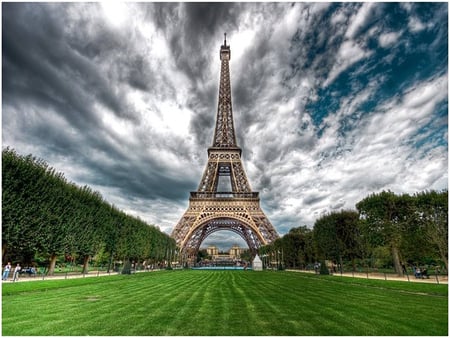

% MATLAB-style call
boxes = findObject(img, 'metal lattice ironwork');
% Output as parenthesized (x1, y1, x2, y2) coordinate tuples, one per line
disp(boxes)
(171, 35, 278, 259)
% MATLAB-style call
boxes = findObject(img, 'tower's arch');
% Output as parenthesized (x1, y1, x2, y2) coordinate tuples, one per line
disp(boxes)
(181, 216, 265, 255)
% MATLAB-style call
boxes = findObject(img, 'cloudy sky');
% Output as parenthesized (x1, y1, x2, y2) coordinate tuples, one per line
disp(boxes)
(3, 2, 448, 251)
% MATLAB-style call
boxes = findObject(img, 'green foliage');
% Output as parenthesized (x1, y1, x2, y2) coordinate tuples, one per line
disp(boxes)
(282, 226, 315, 268)
(196, 249, 208, 263)
(272, 190, 447, 274)
(413, 190, 448, 269)
(121, 260, 132, 274)
(313, 210, 362, 269)
(260, 225, 315, 269)
(2, 148, 174, 271)
(319, 260, 329, 275)
(356, 190, 448, 274)
(2, 271, 448, 335)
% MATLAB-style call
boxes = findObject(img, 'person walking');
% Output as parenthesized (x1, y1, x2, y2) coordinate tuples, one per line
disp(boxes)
(12, 263, 21, 282)
(2, 262, 11, 280)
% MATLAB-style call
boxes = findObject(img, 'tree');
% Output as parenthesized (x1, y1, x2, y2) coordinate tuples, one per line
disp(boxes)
(414, 190, 448, 270)
(282, 226, 314, 269)
(103, 205, 122, 272)
(2, 148, 71, 271)
(2, 149, 41, 261)
(313, 210, 362, 270)
(356, 191, 413, 275)
(2, 148, 176, 273)
(68, 186, 107, 273)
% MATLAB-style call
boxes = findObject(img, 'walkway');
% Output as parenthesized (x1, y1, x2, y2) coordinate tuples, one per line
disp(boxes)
(287, 269, 448, 284)
(2, 269, 157, 283)
(3, 268, 448, 284)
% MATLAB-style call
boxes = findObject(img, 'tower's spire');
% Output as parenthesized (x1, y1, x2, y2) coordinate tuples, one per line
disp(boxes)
(224, 32, 227, 46)
(213, 35, 236, 148)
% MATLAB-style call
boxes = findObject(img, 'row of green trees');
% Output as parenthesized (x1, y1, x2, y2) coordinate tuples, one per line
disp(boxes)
(260, 190, 448, 275)
(2, 148, 176, 274)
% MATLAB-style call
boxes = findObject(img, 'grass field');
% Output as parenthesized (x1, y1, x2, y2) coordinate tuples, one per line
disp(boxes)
(2, 270, 448, 336)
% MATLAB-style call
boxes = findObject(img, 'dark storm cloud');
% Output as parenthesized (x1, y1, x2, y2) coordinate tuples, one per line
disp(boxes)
(155, 3, 247, 152)
(81, 153, 194, 202)
(146, 2, 179, 32)
(137, 3, 244, 154)
(184, 2, 238, 34)
(163, 3, 241, 82)
(3, 3, 138, 127)
(2, 2, 196, 205)
(187, 87, 217, 147)
(125, 55, 153, 91)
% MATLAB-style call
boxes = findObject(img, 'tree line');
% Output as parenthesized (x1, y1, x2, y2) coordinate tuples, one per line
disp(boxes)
(2, 148, 176, 275)
(260, 190, 448, 275)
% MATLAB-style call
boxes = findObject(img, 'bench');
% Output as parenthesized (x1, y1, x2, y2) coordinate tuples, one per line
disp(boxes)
(414, 268, 430, 279)
(19, 267, 37, 277)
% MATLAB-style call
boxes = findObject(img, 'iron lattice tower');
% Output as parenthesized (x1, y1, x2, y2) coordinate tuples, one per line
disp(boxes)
(171, 35, 279, 258)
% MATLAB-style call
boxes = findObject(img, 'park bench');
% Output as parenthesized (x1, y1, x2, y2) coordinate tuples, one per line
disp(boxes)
(414, 268, 430, 279)
(19, 267, 37, 277)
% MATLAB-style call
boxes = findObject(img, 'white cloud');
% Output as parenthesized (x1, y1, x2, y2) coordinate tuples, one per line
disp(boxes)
(344, 2, 376, 39)
(253, 71, 448, 233)
(408, 16, 426, 33)
(378, 31, 402, 48)
(323, 40, 373, 88)
(100, 2, 129, 28)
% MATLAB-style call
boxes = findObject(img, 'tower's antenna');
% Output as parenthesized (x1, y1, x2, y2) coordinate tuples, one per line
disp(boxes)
(224, 32, 227, 46)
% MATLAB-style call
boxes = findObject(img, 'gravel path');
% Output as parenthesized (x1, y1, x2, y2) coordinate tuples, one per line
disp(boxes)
(3, 268, 447, 284)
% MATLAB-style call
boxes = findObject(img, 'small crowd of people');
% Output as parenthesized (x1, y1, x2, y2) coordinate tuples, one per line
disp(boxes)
(413, 266, 430, 279)
(2, 262, 22, 282)
(2, 262, 39, 282)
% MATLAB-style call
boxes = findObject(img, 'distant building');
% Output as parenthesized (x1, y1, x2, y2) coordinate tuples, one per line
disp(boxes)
(205, 244, 244, 260)
(229, 244, 243, 259)
(207, 246, 219, 258)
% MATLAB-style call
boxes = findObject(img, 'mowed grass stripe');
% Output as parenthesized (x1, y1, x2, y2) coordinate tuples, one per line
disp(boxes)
(259, 272, 446, 335)
(224, 272, 343, 335)
(2, 270, 447, 335)
(147, 272, 211, 335)
(166, 272, 223, 335)
(241, 272, 346, 335)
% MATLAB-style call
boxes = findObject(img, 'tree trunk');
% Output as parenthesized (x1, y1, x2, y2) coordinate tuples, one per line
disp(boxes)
(391, 245, 403, 276)
(438, 250, 448, 272)
(107, 252, 114, 273)
(429, 225, 449, 272)
(47, 254, 58, 275)
(2, 244, 7, 261)
(82, 255, 90, 274)
(122, 259, 131, 274)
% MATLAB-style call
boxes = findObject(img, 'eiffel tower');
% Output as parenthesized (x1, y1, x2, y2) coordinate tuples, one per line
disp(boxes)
(171, 35, 278, 260)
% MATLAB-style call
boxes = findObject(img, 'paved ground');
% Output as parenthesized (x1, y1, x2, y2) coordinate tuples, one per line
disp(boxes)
(3, 268, 448, 284)
(287, 269, 448, 284)
(2, 270, 146, 283)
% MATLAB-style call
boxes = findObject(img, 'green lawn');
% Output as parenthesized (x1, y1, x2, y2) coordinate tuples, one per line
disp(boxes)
(2, 270, 448, 335)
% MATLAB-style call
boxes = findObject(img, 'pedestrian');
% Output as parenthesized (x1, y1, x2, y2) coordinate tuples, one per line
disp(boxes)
(401, 263, 407, 274)
(12, 263, 21, 282)
(2, 262, 11, 280)
(414, 267, 421, 278)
